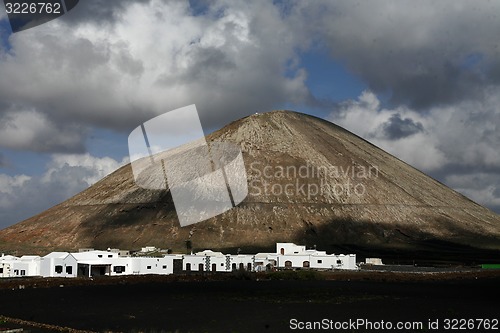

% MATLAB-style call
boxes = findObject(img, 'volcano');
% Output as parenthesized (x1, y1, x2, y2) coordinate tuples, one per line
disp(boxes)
(1, 111, 499, 262)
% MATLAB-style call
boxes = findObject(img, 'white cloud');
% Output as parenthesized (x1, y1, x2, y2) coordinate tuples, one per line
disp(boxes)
(0, 109, 85, 152)
(330, 91, 446, 171)
(331, 89, 500, 171)
(329, 90, 500, 212)
(0, 153, 127, 228)
(290, 1, 500, 109)
(0, 0, 310, 152)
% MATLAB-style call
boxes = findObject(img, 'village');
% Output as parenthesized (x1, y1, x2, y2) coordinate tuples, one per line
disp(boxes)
(0, 243, 358, 278)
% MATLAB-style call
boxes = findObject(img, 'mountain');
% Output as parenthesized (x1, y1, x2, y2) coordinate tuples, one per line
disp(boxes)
(1, 111, 500, 262)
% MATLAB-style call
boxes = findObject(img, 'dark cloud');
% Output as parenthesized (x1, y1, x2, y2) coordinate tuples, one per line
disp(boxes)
(289, 1, 500, 110)
(0, 110, 87, 153)
(382, 113, 424, 140)
(60, 0, 152, 25)
(0, 0, 311, 151)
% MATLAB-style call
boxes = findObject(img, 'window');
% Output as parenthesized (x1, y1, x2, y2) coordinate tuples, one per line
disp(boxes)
(21, 270, 26, 276)
(303, 261, 310, 268)
(284, 261, 292, 268)
(108, 255, 112, 258)
(55, 265, 63, 273)
(113, 266, 125, 273)
(317, 260, 322, 264)
(220, 263, 224, 266)
(0, 268, 3, 274)
(280, 248, 285, 255)
(66, 266, 73, 274)
(98, 255, 103, 258)
(337, 260, 342, 265)
(14, 269, 19, 275)
(294, 251, 299, 254)
(162, 265, 167, 269)
(147, 266, 151, 269)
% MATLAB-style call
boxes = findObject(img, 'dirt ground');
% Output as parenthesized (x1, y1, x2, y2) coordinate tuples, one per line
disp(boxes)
(1, 270, 499, 333)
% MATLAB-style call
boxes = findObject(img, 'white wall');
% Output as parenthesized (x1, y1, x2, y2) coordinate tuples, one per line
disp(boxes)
(228, 255, 254, 271)
(183, 255, 206, 271)
(40, 253, 78, 278)
(130, 257, 174, 275)
(276, 243, 306, 255)
(0, 262, 11, 277)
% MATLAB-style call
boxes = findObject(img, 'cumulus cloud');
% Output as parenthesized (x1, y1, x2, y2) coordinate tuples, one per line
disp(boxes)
(330, 91, 446, 171)
(0, 153, 127, 228)
(329, 90, 500, 212)
(0, 108, 86, 152)
(0, 0, 311, 154)
(289, 1, 500, 110)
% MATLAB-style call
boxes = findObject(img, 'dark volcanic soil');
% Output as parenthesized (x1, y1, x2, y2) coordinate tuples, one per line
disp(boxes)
(1, 271, 499, 333)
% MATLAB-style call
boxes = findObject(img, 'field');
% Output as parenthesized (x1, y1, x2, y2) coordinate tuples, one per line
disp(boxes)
(1, 270, 500, 333)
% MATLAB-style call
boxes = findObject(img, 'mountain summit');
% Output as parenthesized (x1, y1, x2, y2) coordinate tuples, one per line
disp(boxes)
(1, 111, 499, 261)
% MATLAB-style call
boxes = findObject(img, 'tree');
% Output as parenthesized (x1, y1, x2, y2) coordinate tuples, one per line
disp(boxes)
(185, 240, 192, 254)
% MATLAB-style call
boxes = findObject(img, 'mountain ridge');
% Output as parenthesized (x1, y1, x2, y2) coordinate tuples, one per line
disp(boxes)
(1, 110, 499, 261)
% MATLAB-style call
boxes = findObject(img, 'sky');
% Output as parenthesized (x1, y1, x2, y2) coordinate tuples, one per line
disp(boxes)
(0, 0, 500, 229)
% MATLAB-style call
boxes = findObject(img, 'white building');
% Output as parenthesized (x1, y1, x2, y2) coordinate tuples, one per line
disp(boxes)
(228, 254, 254, 271)
(0, 254, 19, 277)
(17, 255, 41, 277)
(71, 250, 119, 277)
(140, 246, 157, 253)
(1, 243, 357, 278)
(40, 252, 78, 278)
(275, 243, 357, 270)
(182, 250, 256, 272)
(365, 258, 383, 265)
(112, 256, 180, 276)
(183, 250, 228, 272)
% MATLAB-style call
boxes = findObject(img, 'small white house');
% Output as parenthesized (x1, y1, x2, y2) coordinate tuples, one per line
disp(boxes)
(17, 255, 41, 276)
(72, 250, 119, 277)
(274, 243, 357, 270)
(365, 258, 383, 265)
(0, 254, 18, 277)
(276, 243, 306, 255)
(254, 253, 277, 271)
(40, 252, 78, 278)
(183, 250, 226, 272)
(181, 251, 257, 272)
(127, 256, 178, 275)
(140, 246, 157, 253)
(227, 254, 254, 271)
